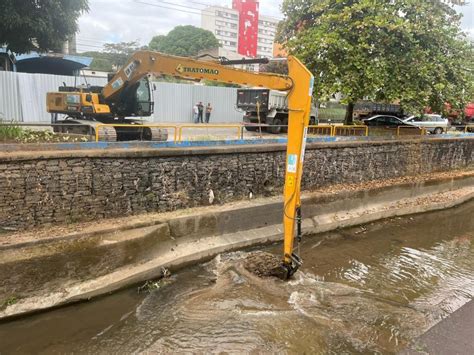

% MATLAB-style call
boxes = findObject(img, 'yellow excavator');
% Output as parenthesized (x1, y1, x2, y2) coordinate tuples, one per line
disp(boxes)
(47, 51, 314, 278)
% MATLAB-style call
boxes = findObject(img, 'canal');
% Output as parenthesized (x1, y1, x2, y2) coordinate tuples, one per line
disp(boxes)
(1, 200, 473, 353)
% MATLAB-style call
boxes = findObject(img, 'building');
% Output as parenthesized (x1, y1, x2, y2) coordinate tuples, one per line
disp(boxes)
(201, 6, 239, 53)
(273, 42, 287, 58)
(201, 0, 279, 59)
(256, 15, 278, 58)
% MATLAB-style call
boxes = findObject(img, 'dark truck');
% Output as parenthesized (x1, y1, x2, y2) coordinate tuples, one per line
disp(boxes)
(353, 101, 404, 120)
(237, 88, 317, 134)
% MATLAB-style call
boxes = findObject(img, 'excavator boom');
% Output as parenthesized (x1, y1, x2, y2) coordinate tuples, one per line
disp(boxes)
(102, 51, 293, 99)
(108, 50, 313, 278)
(48, 50, 314, 278)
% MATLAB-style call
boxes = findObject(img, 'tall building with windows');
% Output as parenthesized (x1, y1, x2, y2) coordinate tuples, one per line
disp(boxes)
(201, 1, 279, 59)
(257, 15, 278, 58)
(201, 6, 239, 53)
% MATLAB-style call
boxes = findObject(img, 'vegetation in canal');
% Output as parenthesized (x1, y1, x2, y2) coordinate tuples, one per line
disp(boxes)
(137, 268, 172, 294)
(1, 296, 18, 310)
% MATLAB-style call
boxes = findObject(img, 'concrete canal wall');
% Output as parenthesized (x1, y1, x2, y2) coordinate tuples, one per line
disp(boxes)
(0, 138, 473, 230)
(1, 171, 474, 320)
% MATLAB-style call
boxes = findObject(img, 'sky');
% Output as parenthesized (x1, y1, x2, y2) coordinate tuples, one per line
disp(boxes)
(76, 0, 474, 53)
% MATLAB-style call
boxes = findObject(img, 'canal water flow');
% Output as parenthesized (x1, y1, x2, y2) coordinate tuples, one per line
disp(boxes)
(1, 200, 473, 353)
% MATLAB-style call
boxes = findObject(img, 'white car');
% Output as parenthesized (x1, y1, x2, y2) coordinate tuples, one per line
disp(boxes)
(403, 114, 449, 134)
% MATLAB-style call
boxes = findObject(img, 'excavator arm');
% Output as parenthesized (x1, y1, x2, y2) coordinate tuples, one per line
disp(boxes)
(102, 51, 293, 99)
(105, 51, 314, 279)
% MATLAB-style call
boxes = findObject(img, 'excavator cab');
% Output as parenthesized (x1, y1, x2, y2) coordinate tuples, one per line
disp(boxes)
(114, 77, 154, 118)
(135, 77, 154, 116)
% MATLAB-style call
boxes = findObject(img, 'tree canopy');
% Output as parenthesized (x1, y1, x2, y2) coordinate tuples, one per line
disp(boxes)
(149, 25, 219, 57)
(82, 41, 145, 71)
(278, 0, 474, 123)
(0, 0, 89, 54)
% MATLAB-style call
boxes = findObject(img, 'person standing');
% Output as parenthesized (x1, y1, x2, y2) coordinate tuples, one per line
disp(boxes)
(197, 102, 204, 123)
(193, 103, 199, 123)
(205, 103, 213, 123)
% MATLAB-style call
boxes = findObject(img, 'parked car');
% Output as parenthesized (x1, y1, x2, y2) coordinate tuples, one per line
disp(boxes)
(402, 114, 449, 134)
(362, 115, 415, 127)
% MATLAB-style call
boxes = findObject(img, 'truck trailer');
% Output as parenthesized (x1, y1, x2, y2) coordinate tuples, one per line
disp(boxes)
(237, 88, 317, 134)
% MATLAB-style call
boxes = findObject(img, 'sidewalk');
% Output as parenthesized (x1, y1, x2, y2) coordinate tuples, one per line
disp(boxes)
(405, 299, 474, 354)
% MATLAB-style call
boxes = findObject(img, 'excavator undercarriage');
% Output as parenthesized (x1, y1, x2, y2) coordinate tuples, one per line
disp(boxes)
(52, 118, 168, 142)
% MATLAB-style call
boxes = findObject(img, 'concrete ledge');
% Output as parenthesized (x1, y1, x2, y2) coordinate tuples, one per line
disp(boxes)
(0, 136, 472, 161)
(1, 173, 474, 320)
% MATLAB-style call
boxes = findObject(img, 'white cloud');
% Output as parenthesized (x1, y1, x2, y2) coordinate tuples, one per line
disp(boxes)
(77, 0, 473, 52)
(458, 4, 474, 39)
(77, 0, 202, 51)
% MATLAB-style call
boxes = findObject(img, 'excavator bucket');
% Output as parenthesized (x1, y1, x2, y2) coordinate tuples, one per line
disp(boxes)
(243, 251, 297, 280)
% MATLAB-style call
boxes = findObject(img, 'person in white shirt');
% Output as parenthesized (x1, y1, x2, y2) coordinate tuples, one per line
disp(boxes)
(193, 103, 199, 123)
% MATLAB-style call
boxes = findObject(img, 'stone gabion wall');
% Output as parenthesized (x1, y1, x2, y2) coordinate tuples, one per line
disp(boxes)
(0, 139, 472, 230)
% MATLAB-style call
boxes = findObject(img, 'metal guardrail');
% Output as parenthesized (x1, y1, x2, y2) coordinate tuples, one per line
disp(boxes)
(464, 125, 474, 133)
(334, 125, 369, 137)
(396, 126, 427, 136)
(2, 122, 474, 143)
(177, 124, 242, 142)
(307, 125, 333, 136)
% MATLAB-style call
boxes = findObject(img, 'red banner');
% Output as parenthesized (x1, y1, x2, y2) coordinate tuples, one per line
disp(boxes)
(232, 0, 259, 58)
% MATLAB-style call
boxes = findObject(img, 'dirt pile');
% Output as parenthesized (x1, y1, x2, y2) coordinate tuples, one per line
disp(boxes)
(243, 251, 287, 278)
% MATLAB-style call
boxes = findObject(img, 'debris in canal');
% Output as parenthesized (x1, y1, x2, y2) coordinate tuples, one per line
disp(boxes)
(137, 267, 172, 293)
(1, 296, 18, 310)
(243, 251, 288, 279)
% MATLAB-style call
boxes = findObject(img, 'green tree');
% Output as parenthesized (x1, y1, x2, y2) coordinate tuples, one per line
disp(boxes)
(0, 0, 89, 54)
(149, 25, 219, 57)
(103, 41, 145, 68)
(81, 51, 113, 71)
(278, 0, 474, 124)
(82, 41, 145, 72)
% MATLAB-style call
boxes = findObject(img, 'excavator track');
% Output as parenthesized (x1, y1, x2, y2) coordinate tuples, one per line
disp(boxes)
(95, 125, 117, 142)
(147, 127, 169, 142)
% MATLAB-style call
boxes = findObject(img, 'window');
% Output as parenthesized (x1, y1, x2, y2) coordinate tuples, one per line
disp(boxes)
(215, 30, 237, 38)
(258, 38, 273, 44)
(222, 40, 237, 47)
(135, 78, 151, 115)
(215, 20, 237, 29)
(258, 46, 272, 52)
(216, 11, 238, 19)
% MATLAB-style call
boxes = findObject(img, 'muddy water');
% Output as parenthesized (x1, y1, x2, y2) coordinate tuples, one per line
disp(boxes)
(1, 201, 474, 354)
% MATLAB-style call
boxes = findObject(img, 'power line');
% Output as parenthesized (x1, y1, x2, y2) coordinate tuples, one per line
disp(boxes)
(180, 0, 284, 20)
(75, 42, 106, 50)
(133, 0, 207, 16)
(140, 0, 283, 21)
(146, 0, 222, 13)
(76, 38, 109, 45)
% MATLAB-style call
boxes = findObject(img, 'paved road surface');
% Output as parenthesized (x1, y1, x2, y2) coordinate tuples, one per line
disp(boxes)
(404, 299, 474, 354)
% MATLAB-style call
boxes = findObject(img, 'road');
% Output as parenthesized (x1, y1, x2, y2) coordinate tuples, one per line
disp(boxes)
(404, 299, 474, 354)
